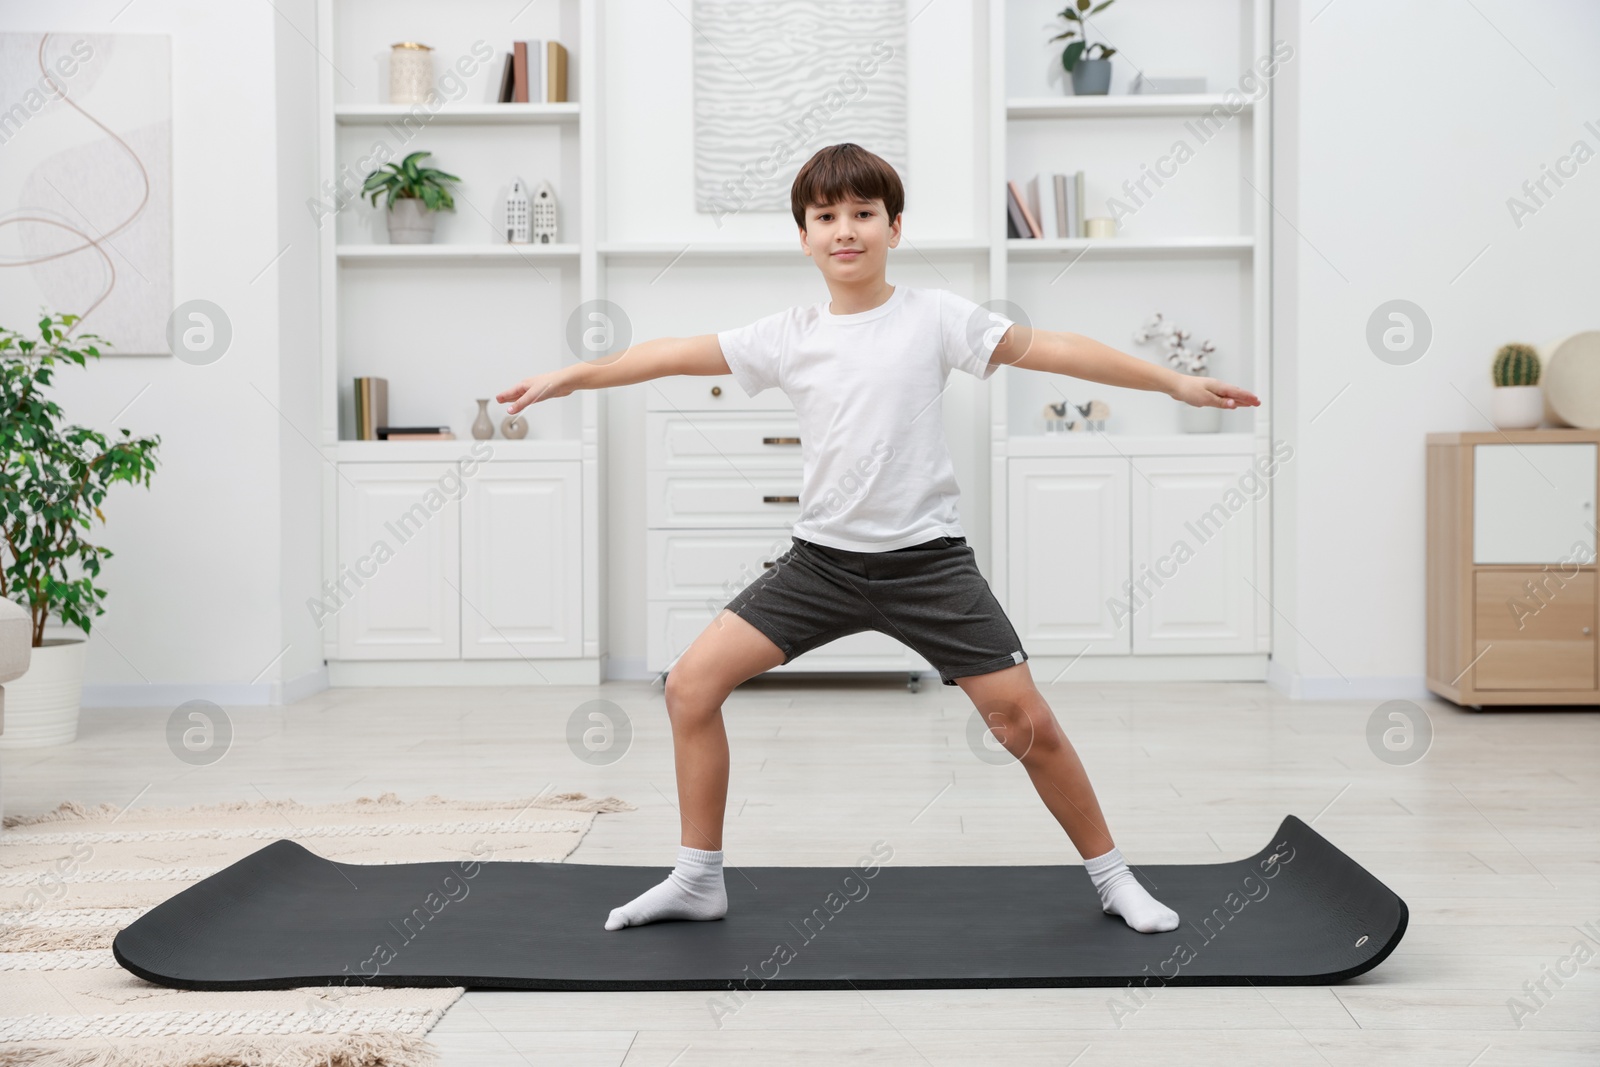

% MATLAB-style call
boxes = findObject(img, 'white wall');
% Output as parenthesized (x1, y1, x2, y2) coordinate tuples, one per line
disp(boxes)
(1269, 0, 1600, 698)
(3, 1, 325, 705)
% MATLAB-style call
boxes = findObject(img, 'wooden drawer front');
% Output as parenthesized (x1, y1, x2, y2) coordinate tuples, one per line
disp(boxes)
(645, 374, 796, 413)
(647, 529, 798, 600)
(1473, 569, 1597, 690)
(647, 412, 803, 470)
(648, 472, 803, 527)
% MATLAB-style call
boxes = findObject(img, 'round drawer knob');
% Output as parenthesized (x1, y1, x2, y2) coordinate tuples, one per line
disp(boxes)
(1585, 627, 1593, 635)
(711, 385, 721, 397)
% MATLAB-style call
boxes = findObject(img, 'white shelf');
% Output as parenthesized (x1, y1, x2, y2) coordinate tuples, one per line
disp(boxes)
(336, 243, 580, 262)
(333, 439, 583, 462)
(1007, 94, 1252, 119)
(599, 239, 990, 257)
(1007, 432, 1257, 457)
(334, 103, 579, 125)
(1007, 236, 1254, 257)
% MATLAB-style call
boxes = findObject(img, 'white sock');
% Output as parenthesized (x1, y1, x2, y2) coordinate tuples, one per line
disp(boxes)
(604, 845, 728, 931)
(1083, 846, 1179, 934)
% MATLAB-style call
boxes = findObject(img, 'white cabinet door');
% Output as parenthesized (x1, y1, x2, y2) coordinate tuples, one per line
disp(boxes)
(460, 461, 582, 659)
(1007, 457, 1130, 655)
(1130, 454, 1257, 654)
(1474, 443, 1597, 564)
(336, 463, 460, 660)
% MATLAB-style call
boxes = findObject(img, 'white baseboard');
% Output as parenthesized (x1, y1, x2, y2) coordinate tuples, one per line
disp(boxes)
(80, 665, 330, 708)
(1264, 659, 1434, 703)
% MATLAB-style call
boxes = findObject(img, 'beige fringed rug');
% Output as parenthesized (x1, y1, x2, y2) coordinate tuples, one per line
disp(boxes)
(0, 790, 636, 1067)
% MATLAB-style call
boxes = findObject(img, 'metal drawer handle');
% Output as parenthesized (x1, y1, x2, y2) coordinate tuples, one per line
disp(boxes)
(762, 495, 800, 504)
(762, 436, 801, 445)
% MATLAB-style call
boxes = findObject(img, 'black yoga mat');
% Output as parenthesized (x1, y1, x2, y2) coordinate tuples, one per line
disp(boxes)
(113, 814, 1406, 992)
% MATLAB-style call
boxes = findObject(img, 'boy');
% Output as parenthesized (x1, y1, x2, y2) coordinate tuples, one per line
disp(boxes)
(497, 142, 1259, 935)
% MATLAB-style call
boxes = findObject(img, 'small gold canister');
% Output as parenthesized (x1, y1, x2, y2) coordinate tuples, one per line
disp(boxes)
(389, 42, 434, 105)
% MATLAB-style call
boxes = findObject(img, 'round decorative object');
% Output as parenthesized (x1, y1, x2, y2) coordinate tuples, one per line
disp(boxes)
(501, 413, 529, 439)
(1540, 331, 1600, 429)
(389, 42, 434, 105)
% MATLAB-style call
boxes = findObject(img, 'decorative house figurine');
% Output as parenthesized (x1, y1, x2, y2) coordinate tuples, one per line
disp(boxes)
(531, 179, 558, 244)
(504, 178, 530, 243)
(1042, 399, 1110, 433)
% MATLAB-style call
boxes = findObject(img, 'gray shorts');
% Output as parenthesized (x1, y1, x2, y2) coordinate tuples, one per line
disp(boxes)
(724, 535, 1029, 686)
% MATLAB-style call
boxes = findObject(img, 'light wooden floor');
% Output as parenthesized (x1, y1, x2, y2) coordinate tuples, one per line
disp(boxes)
(5, 676, 1597, 1065)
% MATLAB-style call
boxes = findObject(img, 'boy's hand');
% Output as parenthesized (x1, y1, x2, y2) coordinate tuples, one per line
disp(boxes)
(497, 368, 574, 415)
(1170, 375, 1260, 410)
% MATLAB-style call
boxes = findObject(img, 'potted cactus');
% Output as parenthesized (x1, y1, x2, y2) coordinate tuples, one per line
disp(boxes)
(1490, 342, 1543, 429)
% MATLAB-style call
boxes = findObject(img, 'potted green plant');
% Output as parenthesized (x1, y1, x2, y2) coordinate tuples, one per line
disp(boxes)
(0, 314, 160, 747)
(1490, 342, 1543, 430)
(361, 150, 461, 244)
(1051, 0, 1120, 95)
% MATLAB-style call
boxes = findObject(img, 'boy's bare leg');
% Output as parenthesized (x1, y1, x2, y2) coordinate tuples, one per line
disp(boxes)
(604, 609, 786, 930)
(955, 662, 1180, 934)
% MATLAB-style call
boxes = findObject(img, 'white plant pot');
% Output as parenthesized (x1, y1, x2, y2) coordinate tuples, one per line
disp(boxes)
(1179, 403, 1222, 433)
(0, 638, 86, 748)
(386, 197, 437, 244)
(1490, 384, 1544, 430)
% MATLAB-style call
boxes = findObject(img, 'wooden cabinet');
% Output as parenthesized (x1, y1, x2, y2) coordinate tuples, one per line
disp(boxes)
(1427, 430, 1600, 706)
(336, 460, 582, 662)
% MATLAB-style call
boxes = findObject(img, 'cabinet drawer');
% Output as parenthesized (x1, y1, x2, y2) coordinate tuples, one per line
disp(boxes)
(1472, 569, 1596, 689)
(645, 374, 795, 413)
(646, 412, 803, 470)
(647, 471, 804, 527)
(646, 529, 798, 600)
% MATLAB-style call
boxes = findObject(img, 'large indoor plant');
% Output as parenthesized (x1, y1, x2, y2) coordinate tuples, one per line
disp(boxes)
(361, 150, 461, 244)
(0, 313, 160, 746)
(1051, 0, 1120, 95)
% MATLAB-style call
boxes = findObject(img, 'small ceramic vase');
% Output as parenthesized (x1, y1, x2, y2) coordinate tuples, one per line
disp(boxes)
(472, 399, 495, 440)
(501, 414, 529, 439)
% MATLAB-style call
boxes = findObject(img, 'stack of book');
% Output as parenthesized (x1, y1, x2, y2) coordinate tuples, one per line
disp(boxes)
(353, 376, 455, 440)
(496, 40, 569, 103)
(1007, 172, 1085, 239)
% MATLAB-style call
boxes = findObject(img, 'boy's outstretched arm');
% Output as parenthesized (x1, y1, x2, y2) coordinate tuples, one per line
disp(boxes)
(497, 333, 733, 414)
(989, 324, 1261, 410)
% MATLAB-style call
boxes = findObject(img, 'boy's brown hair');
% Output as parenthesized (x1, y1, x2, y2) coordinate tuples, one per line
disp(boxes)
(790, 142, 905, 233)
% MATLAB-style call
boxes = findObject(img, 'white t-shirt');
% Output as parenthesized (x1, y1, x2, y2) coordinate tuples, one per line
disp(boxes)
(716, 285, 1015, 552)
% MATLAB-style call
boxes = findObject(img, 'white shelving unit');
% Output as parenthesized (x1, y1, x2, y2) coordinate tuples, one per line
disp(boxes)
(988, 0, 1274, 680)
(314, 0, 602, 686)
(311, 0, 1272, 686)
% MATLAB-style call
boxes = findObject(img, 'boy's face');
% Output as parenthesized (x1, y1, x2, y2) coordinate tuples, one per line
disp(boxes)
(799, 196, 901, 280)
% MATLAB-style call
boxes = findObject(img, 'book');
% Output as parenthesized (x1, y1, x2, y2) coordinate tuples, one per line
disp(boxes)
(1053, 174, 1069, 239)
(378, 426, 455, 440)
(512, 41, 529, 103)
(545, 41, 568, 103)
(354, 376, 388, 441)
(497, 51, 515, 103)
(1027, 175, 1055, 241)
(1005, 182, 1030, 238)
(1073, 169, 1085, 238)
(1008, 179, 1041, 238)
(527, 40, 542, 103)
